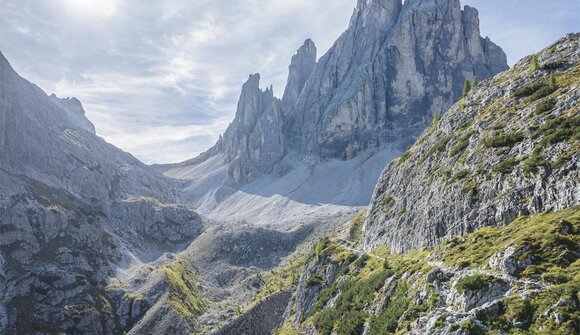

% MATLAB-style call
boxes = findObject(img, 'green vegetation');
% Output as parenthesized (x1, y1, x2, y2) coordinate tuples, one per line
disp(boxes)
(455, 274, 498, 293)
(459, 320, 485, 335)
(335, 311, 366, 335)
(419, 135, 453, 164)
(540, 60, 566, 70)
(293, 207, 579, 335)
(492, 157, 523, 175)
(368, 280, 410, 335)
(513, 81, 548, 99)
(462, 80, 472, 98)
(523, 150, 550, 174)
(462, 182, 479, 203)
(472, 77, 479, 88)
(315, 237, 331, 258)
(349, 212, 366, 243)
(530, 54, 538, 71)
(382, 195, 395, 207)
(397, 150, 412, 166)
(448, 170, 470, 184)
(548, 72, 557, 88)
(532, 114, 580, 150)
(161, 258, 208, 324)
(249, 252, 308, 306)
(438, 207, 579, 275)
(535, 97, 557, 114)
(483, 131, 525, 148)
(528, 84, 557, 102)
(432, 113, 442, 127)
(449, 132, 473, 157)
(460, 97, 467, 110)
(312, 269, 391, 335)
(306, 275, 326, 288)
(437, 208, 579, 333)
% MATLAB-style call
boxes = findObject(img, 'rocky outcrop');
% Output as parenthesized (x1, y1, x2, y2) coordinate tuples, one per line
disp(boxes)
(213, 292, 291, 335)
(363, 33, 579, 253)
(48, 94, 96, 134)
(0, 51, 205, 334)
(175, 0, 507, 186)
(261, 205, 579, 335)
(282, 39, 317, 107)
(215, 74, 285, 182)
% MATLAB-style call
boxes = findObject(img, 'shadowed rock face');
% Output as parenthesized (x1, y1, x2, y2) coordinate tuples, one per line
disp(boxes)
(363, 33, 580, 253)
(282, 38, 317, 108)
(0, 51, 204, 334)
(179, 0, 508, 184)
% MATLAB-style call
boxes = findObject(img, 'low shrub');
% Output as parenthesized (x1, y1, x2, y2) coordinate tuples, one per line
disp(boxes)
(540, 60, 566, 70)
(450, 132, 473, 157)
(492, 157, 522, 175)
(535, 97, 557, 114)
(455, 274, 497, 293)
(483, 131, 525, 148)
(306, 275, 325, 288)
(335, 311, 366, 335)
(514, 81, 545, 98)
(528, 85, 557, 102)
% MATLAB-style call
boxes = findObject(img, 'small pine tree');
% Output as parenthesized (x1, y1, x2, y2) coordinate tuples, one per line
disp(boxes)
(548, 72, 557, 88)
(530, 54, 538, 71)
(472, 77, 479, 88)
(462, 80, 471, 98)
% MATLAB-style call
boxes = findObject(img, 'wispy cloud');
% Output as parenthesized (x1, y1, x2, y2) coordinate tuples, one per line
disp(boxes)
(1, 0, 577, 163)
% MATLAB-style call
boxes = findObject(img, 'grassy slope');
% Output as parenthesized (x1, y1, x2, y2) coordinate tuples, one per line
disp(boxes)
(271, 206, 579, 335)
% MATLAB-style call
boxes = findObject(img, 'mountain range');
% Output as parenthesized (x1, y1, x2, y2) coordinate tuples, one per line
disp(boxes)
(0, 0, 578, 334)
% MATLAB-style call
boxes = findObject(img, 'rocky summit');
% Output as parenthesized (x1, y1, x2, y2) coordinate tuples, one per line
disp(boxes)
(0, 51, 205, 334)
(364, 33, 579, 253)
(158, 0, 508, 226)
(0, 1, 578, 335)
(182, 0, 508, 183)
(217, 34, 579, 335)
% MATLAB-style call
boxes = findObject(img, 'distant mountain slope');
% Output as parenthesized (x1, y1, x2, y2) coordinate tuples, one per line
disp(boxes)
(0, 51, 204, 334)
(216, 34, 580, 335)
(160, 0, 508, 225)
(364, 33, 579, 253)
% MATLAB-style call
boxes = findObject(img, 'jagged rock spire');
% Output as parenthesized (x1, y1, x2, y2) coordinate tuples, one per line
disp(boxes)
(282, 39, 317, 107)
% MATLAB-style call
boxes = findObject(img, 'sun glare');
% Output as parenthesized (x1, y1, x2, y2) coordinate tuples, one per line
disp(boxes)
(61, 0, 119, 18)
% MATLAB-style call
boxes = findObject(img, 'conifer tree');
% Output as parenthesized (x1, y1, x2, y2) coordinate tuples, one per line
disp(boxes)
(530, 54, 538, 71)
(462, 80, 471, 98)
(548, 72, 557, 88)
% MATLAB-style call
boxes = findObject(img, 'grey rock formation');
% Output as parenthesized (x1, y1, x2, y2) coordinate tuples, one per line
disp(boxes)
(170, 0, 507, 191)
(213, 292, 291, 335)
(0, 51, 204, 334)
(363, 34, 580, 253)
(215, 74, 285, 182)
(48, 94, 96, 134)
(282, 39, 317, 107)
(287, 0, 507, 161)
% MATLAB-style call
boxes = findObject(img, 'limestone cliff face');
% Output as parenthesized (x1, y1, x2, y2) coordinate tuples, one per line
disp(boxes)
(363, 34, 579, 253)
(190, 0, 508, 182)
(0, 51, 204, 334)
(287, 0, 508, 161)
(215, 74, 285, 182)
(282, 38, 317, 108)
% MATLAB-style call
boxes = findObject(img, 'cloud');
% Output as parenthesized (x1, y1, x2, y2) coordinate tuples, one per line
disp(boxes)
(0, 0, 578, 163)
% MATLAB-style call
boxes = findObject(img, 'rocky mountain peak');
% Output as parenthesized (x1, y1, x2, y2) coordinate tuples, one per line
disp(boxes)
(352, 0, 402, 29)
(364, 34, 579, 253)
(282, 39, 317, 107)
(48, 94, 96, 133)
(171, 0, 508, 193)
(218, 73, 285, 182)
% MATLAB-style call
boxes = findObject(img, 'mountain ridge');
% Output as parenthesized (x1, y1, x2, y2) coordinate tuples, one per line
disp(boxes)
(158, 0, 509, 226)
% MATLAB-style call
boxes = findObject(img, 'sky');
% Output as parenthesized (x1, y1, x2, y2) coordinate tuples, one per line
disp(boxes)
(0, 0, 578, 164)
